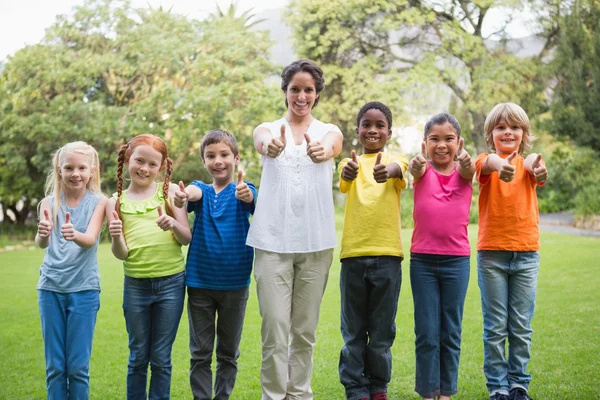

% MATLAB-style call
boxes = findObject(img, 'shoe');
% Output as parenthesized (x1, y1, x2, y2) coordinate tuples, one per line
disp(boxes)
(371, 392, 388, 400)
(509, 388, 533, 400)
(490, 393, 509, 400)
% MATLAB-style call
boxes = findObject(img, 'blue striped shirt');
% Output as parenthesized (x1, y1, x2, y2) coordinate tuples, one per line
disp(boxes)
(186, 180, 256, 290)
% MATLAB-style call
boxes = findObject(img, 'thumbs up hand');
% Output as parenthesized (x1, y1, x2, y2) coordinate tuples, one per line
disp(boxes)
(174, 181, 189, 209)
(109, 211, 123, 238)
(341, 150, 359, 182)
(264, 125, 287, 158)
(456, 137, 472, 169)
(38, 209, 53, 238)
(373, 152, 389, 183)
(61, 212, 76, 241)
(156, 205, 175, 231)
(409, 141, 428, 177)
(499, 151, 517, 182)
(532, 153, 548, 184)
(235, 169, 254, 203)
(305, 133, 326, 163)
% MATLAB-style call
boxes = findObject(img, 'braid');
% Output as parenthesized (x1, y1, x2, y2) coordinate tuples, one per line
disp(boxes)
(115, 144, 128, 218)
(163, 157, 174, 218)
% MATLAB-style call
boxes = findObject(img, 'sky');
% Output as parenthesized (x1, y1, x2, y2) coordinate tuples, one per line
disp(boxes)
(0, 0, 537, 61)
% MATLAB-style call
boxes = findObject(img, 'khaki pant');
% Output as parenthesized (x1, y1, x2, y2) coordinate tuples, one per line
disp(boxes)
(254, 249, 334, 400)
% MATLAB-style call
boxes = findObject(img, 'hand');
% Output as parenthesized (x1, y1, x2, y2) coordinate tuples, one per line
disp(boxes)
(61, 212, 76, 241)
(235, 169, 253, 203)
(409, 141, 427, 176)
(264, 125, 286, 158)
(456, 137, 472, 169)
(499, 151, 517, 182)
(341, 150, 359, 181)
(305, 133, 326, 163)
(156, 205, 175, 231)
(38, 209, 52, 238)
(174, 181, 188, 208)
(373, 152, 389, 183)
(532, 153, 548, 184)
(109, 211, 123, 238)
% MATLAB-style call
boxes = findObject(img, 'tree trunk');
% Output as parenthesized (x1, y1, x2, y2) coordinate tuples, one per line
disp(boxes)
(470, 110, 489, 154)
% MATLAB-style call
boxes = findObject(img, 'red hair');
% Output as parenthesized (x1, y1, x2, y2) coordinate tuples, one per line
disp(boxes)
(115, 134, 174, 218)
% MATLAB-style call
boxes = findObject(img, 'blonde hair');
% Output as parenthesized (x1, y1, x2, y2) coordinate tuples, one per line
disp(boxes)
(43, 141, 102, 227)
(484, 102, 535, 154)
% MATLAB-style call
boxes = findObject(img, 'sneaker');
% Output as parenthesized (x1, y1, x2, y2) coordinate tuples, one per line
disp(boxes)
(509, 388, 533, 400)
(370, 392, 388, 400)
(490, 393, 509, 400)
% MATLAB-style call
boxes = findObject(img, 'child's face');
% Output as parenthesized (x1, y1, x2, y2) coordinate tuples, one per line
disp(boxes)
(127, 145, 163, 187)
(426, 122, 459, 168)
(59, 152, 93, 192)
(285, 71, 318, 118)
(491, 119, 523, 156)
(356, 108, 391, 154)
(202, 142, 239, 184)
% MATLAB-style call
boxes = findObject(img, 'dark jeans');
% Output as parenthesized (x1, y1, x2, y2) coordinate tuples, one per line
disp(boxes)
(410, 253, 470, 398)
(339, 256, 402, 400)
(187, 287, 249, 400)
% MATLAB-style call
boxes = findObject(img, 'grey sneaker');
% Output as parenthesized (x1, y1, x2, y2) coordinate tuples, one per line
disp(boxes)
(490, 393, 509, 400)
(509, 388, 533, 400)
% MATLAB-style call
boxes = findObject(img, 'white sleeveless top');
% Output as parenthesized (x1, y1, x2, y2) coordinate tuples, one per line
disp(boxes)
(247, 117, 342, 253)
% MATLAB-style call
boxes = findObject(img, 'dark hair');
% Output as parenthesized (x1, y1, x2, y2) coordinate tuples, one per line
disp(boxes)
(356, 101, 393, 128)
(424, 113, 461, 138)
(200, 129, 239, 159)
(281, 59, 325, 109)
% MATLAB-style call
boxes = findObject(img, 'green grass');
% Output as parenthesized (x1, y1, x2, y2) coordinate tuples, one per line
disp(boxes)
(1, 226, 598, 399)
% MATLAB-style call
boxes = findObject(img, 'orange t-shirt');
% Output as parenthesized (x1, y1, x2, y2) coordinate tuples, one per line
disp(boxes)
(475, 153, 541, 251)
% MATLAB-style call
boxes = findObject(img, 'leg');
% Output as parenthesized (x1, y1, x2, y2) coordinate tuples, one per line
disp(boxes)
(254, 249, 294, 400)
(123, 276, 153, 400)
(287, 249, 334, 400)
(339, 258, 370, 400)
(188, 287, 217, 400)
(439, 256, 470, 397)
(507, 252, 539, 392)
(148, 272, 185, 400)
(65, 290, 100, 400)
(39, 290, 68, 400)
(214, 287, 250, 400)
(478, 251, 511, 397)
(365, 256, 402, 396)
(410, 254, 441, 399)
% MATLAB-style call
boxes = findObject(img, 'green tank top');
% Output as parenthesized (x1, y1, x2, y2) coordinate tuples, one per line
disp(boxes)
(116, 183, 184, 278)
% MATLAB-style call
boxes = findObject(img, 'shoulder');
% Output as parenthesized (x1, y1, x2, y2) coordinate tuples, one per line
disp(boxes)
(255, 118, 285, 135)
(313, 119, 341, 134)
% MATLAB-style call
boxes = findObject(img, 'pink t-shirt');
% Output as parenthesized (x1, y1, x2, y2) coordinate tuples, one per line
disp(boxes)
(410, 164, 472, 256)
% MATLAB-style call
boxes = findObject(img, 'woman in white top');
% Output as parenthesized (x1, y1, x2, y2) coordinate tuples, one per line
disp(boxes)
(247, 59, 343, 400)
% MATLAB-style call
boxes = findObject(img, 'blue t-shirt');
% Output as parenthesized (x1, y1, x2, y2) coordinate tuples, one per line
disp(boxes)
(186, 180, 256, 290)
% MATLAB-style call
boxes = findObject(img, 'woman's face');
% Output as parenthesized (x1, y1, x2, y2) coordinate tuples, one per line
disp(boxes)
(285, 71, 319, 118)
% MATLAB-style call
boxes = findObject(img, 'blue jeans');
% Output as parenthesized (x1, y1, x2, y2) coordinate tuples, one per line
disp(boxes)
(410, 253, 470, 398)
(339, 256, 402, 400)
(477, 251, 539, 396)
(38, 289, 100, 400)
(123, 272, 185, 400)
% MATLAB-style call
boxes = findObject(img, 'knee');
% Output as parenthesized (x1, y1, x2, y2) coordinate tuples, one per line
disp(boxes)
(67, 362, 89, 381)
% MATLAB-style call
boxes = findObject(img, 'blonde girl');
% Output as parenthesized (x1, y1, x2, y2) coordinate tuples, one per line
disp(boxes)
(35, 141, 107, 399)
(105, 134, 191, 400)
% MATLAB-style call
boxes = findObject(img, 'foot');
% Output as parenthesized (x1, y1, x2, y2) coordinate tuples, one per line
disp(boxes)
(490, 393, 509, 400)
(371, 392, 388, 400)
(509, 388, 533, 400)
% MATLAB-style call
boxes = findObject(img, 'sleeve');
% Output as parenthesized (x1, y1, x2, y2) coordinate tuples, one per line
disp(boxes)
(390, 154, 409, 190)
(325, 123, 343, 136)
(337, 158, 352, 194)
(242, 181, 257, 214)
(187, 180, 206, 213)
(475, 153, 491, 186)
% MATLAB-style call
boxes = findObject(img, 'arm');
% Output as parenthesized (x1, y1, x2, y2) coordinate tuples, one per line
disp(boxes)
(106, 197, 129, 260)
(481, 152, 517, 182)
(167, 183, 192, 245)
(67, 196, 108, 249)
(35, 198, 52, 249)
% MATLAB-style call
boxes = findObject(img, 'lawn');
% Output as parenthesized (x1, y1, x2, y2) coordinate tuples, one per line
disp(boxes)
(0, 226, 598, 399)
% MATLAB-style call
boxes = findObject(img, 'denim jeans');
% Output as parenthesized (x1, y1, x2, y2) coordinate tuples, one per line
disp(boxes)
(123, 271, 185, 400)
(187, 287, 249, 400)
(477, 251, 539, 396)
(38, 289, 100, 400)
(410, 253, 470, 398)
(338, 256, 402, 400)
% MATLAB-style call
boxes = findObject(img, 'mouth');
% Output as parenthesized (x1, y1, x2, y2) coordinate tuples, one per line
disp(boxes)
(435, 152, 450, 156)
(500, 138, 515, 143)
(136, 172, 149, 179)
(365, 137, 380, 142)
(294, 102, 308, 108)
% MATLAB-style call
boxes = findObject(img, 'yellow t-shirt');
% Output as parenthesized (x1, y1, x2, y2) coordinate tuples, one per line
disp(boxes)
(338, 152, 408, 259)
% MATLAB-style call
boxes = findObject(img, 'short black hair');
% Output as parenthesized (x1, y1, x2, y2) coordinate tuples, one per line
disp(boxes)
(281, 59, 325, 109)
(356, 101, 393, 128)
(424, 113, 461, 138)
(200, 129, 239, 159)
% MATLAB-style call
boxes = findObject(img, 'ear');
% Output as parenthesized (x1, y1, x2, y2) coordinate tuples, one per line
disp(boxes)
(235, 154, 240, 165)
(355, 128, 359, 137)
(387, 129, 392, 139)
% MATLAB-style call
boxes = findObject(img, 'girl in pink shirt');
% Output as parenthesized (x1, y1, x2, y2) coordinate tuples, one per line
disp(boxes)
(408, 113, 475, 400)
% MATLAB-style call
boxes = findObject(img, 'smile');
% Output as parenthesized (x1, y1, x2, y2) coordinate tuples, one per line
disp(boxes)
(365, 137, 380, 142)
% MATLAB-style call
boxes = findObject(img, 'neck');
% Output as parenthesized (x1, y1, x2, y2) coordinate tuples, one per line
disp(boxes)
(286, 111, 313, 125)
(62, 186, 86, 201)
(212, 176, 233, 193)
(429, 160, 455, 175)
(128, 181, 156, 194)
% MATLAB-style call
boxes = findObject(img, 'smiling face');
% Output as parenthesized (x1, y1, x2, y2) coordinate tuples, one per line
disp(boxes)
(426, 122, 459, 168)
(59, 152, 93, 192)
(202, 141, 239, 185)
(356, 108, 392, 154)
(491, 119, 524, 156)
(127, 145, 163, 187)
(285, 71, 319, 118)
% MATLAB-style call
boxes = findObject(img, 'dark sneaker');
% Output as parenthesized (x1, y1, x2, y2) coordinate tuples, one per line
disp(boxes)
(490, 393, 509, 400)
(370, 392, 388, 400)
(509, 388, 533, 400)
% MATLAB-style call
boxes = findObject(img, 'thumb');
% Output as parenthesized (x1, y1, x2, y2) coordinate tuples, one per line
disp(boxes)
(457, 137, 464, 155)
(533, 153, 542, 168)
(507, 151, 518, 164)
(44, 209, 50, 221)
(351, 150, 357, 163)
(65, 212, 71, 224)
(280, 124, 287, 145)
(375, 152, 382, 165)
(178, 180, 186, 192)
(421, 141, 427, 158)
(112, 211, 120, 221)
(157, 205, 163, 217)
(304, 133, 311, 144)
(237, 169, 244, 184)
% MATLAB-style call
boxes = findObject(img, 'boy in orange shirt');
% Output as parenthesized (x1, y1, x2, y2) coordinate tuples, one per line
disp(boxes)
(475, 103, 548, 400)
